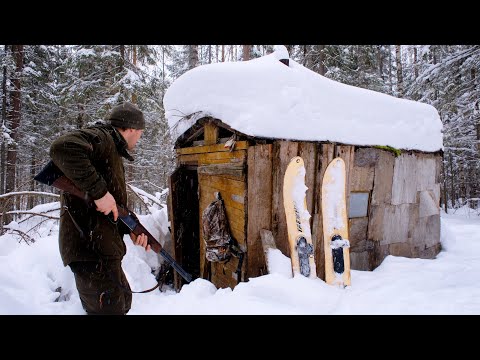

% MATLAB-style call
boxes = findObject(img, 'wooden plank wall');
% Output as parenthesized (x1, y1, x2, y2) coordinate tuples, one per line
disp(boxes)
(269, 141, 339, 280)
(362, 150, 442, 269)
(265, 141, 360, 281)
(322, 147, 441, 272)
(198, 152, 247, 289)
(174, 136, 442, 288)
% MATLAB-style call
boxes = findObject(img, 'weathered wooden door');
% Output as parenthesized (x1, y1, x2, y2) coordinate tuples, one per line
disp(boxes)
(168, 166, 200, 290)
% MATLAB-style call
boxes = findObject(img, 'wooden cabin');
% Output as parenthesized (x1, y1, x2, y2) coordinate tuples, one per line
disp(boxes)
(165, 46, 443, 290)
(167, 117, 442, 290)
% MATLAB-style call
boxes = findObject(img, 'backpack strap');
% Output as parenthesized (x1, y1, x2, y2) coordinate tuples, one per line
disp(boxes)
(228, 243, 244, 284)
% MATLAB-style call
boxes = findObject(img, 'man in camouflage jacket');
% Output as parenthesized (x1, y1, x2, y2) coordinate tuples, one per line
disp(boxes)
(50, 102, 150, 315)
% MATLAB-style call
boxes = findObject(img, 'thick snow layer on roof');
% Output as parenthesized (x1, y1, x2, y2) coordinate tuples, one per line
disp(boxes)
(164, 46, 443, 152)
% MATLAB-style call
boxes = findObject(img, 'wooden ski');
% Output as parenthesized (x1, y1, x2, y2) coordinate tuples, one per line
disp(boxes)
(322, 157, 351, 287)
(283, 156, 316, 278)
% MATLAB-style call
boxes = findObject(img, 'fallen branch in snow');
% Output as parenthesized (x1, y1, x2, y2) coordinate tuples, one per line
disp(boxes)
(6, 209, 60, 220)
(17, 208, 60, 224)
(0, 191, 60, 199)
(3, 227, 35, 245)
(0, 191, 60, 233)
(25, 217, 55, 236)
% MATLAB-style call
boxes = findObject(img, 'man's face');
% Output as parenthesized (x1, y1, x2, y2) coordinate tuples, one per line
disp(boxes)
(126, 129, 144, 150)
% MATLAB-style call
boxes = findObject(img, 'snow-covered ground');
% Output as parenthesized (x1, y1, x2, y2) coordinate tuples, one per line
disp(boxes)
(0, 203, 478, 315)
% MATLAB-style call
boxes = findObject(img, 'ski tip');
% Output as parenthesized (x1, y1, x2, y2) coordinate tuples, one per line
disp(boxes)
(289, 156, 303, 165)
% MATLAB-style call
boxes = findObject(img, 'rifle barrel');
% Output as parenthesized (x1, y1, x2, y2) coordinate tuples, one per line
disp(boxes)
(132, 222, 192, 283)
(160, 248, 193, 283)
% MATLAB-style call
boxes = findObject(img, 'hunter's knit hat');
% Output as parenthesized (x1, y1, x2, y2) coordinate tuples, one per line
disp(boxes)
(107, 102, 145, 130)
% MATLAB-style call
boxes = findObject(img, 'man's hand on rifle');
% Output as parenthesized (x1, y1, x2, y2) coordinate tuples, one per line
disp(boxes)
(94, 191, 119, 221)
(130, 233, 151, 251)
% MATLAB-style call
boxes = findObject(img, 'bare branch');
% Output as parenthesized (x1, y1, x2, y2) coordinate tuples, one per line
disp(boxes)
(127, 184, 152, 214)
(6, 210, 60, 220)
(26, 217, 56, 235)
(0, 191, 60, 199)
(3, 227, 35, 245)
(17, 208, 61, 224)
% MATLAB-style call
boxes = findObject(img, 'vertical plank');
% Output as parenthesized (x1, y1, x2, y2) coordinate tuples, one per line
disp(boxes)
(370, 149, 394, 206)
(351, 148, 377, 192)
(415, 153, 437, 191)
(247, 144, 273, 278)
(312, 214, 324, 280)
(335, 145, 355, 213)
(435, 153, 442, 185)
(348, 217, 369, 252)
(271, 141, 299, 257)
(313, 143, 334, 281)
(298, 142, 318, 224)
(204, 122, 218, 145)
(370, 242, 389, 270)
(391, 153, 418, 205)
(382, 204, 410, 245)
(368, 148, 394, 271)
(367, 205, 384, 242)
(350, 252, 370, 271)
(260, 229, 278, 273)
(198, 176, 206, 283)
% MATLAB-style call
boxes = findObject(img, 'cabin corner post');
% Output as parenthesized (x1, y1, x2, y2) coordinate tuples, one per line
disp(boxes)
(246, 144, 273, 278)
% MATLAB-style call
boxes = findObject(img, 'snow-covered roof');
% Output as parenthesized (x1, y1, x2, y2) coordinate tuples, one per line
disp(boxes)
(164, 46, 443, 152)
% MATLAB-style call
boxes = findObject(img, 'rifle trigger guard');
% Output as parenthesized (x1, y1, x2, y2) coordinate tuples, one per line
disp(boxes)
(107, 212, 118, 225)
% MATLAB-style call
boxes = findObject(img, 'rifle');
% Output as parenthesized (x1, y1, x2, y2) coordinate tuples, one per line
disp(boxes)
(34, 160, 193, 284)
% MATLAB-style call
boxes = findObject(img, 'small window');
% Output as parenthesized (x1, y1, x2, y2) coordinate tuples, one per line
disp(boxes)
(349, 192, 370, 218)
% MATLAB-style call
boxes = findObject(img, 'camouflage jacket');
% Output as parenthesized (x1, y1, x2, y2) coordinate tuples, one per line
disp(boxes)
(49, 124, 133, 266)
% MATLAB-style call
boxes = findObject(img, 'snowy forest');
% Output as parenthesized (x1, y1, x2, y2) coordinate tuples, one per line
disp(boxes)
(0, 44, 479, 237)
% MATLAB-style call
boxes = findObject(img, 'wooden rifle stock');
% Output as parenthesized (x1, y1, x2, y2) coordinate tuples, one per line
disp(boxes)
(51, 176, 95, 207)
(34, 160, 193, 283)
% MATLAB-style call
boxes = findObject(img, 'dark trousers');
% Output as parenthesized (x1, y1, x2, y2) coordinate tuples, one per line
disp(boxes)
(69, 260, 132, 315)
